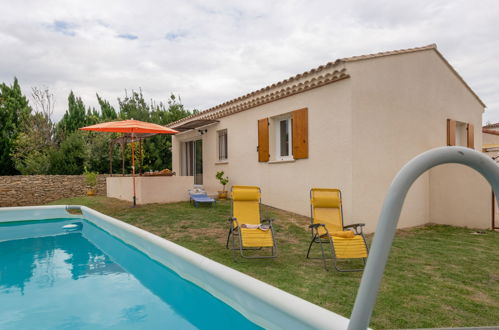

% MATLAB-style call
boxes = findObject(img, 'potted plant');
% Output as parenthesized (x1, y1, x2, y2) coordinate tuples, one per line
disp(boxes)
(215, 171, 229, 199)
(84, 170, 98, 196)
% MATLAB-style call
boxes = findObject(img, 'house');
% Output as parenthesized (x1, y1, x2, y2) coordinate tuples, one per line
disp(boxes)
(169, 44, 493, 232)
(482, 123, 499, 150)
(481, 124, 499, 230)
(482, 124, 499, 161)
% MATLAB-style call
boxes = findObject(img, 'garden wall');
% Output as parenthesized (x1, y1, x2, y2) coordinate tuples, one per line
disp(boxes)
(0, 175, 108, 207)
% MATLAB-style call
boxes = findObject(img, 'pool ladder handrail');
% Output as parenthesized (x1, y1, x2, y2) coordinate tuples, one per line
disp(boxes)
(65, 205, 83, 215)
(348, 146, 499, 330)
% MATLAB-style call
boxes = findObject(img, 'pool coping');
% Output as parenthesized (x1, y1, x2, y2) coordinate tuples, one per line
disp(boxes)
(0, 205, 352, 330)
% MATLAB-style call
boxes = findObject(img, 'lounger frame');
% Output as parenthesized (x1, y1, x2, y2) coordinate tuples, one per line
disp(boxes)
(226, 186, 277, 259)
(306, 188, 369, 272)
(189, 193, 216, 207)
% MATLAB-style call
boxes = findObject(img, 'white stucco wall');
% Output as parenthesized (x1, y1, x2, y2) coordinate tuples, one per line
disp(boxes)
(483, 132, 499, 165)
(172, 49, 487, 232)
(347, 49, 485, 232)
(173, 79, 354, 219)
(107, 176, 193, 204)
(429, 164, 492, 228)
(483, 131, 499, 145)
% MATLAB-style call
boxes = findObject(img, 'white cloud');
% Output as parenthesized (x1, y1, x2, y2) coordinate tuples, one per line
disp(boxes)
(1, 0, 498, 123)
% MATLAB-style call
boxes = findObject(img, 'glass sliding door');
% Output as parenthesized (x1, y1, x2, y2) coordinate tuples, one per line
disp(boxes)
(183, 141, 194, 176)
(194, 140, 203, 185)
(182, 140, 203, 185)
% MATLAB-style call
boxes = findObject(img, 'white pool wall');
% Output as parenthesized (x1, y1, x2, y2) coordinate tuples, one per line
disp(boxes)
(0, 205, 352, 330)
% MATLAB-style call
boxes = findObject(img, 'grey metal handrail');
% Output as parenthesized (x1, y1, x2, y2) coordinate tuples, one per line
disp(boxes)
(348, 146, 499, 330)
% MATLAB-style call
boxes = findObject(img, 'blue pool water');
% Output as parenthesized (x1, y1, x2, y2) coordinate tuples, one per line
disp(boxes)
(0, 219, 261, 330)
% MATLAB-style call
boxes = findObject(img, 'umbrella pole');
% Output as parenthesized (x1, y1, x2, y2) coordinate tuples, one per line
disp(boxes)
(109, 139, 113, 176)
(139, 138, 143, 176)
(132, 133, 136, 207)
(121, 137, 125, 176)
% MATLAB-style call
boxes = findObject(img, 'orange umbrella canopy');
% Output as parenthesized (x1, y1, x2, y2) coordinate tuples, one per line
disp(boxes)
(79, 119, 178, 134)
(79, 119, 178, 207)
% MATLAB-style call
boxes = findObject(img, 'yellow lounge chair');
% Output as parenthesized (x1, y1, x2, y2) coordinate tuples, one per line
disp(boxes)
(306, 188, 368, 271)
(226, 186, 277, 258)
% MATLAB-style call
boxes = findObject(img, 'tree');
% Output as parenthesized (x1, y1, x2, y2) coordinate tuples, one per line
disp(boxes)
(118, 89, 150, 121)
(11, 87, 56, 174)
(12, 113, 54, 174)
(97, 94, 117, 120)
(31, 86, 55, 120)
(8, 87, 192, 175)
(48, 131, 87, 174)
(150, 94, 191, 124)
(56, 91, 87, 141)
(86, 107, 100, 126)
(142, 94, 191, 171)
(83, 131, 121, 174)
(0, 77, 31, 175)
(114, 91, 192, 172)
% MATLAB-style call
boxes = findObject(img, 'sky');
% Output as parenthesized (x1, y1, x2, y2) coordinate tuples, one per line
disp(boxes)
(1, 0, 498, 124)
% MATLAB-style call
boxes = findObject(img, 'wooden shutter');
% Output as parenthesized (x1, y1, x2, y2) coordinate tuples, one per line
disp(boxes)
(292, 108, 308, 159)
(258, 118, 269, 162)
(447, 119, 456, 146)
(467, 123, 474, 149)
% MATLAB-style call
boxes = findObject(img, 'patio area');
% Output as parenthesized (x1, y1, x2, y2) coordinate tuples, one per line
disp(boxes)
(48, 196, 499, 329)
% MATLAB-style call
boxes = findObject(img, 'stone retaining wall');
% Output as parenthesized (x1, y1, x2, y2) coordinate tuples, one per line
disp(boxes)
(0, 175, 108, 207)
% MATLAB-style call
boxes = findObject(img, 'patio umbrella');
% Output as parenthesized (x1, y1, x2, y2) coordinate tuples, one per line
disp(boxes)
(80, 119, 178, 206)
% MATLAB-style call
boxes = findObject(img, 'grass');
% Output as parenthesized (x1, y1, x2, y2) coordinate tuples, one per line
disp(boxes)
(48, 196, 499, 329)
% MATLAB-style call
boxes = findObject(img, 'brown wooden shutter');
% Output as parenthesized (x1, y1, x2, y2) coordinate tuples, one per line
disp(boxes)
(292, 108, 308, 159)
(447, 119, 456, 146)
(467, 123, 474, 149)
(258, 118, 269, 162)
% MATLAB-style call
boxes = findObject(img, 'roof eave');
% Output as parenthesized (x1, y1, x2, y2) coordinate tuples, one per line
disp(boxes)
(432, 48, 486, 108)
(169, 44, 486, 127)
(169, 68, 349, 128)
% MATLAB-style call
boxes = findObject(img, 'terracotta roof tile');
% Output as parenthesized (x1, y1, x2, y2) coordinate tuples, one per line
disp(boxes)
(340, 44, 437, 62)
(169, 66, 349, 127)
(483, 128, 499, 136)
(169, 44, 484, 127)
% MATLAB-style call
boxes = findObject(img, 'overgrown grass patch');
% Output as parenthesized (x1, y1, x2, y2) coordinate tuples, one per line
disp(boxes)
(49, 197, 499, 329)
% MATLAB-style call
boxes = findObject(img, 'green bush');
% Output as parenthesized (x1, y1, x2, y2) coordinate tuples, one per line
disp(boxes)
(84, 170, 98, 187)
(48, 131, 86, 174)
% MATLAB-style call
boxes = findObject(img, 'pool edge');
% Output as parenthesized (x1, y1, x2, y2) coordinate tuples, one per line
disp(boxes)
(0, 205, 352, 330)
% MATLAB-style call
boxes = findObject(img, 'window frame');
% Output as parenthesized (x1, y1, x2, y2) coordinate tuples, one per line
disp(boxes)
(447, 118, 474, 149)
(217, 129, 228, 161)
(274, 114, 293, 161)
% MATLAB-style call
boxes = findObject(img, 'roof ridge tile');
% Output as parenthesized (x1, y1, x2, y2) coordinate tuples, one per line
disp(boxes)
(169, 43, 484, 128)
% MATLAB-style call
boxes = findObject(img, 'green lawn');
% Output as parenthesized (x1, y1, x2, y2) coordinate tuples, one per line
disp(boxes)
(48, 196, 499, 329)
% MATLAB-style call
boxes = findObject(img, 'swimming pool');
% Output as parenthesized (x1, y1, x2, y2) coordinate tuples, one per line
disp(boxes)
(0, 205, 349, 329)
(0, 218, 261, 329)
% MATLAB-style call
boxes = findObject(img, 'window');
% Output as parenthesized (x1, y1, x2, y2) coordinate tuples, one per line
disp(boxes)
(258, 108, 308, 162)
(218, 129, 228, 161)
(275, 116, 293, 160)
(447, 119, 474, 149)
(182, 141, 194, 176)
(181, 140, 203, 184)
(455, 121, 468, 146)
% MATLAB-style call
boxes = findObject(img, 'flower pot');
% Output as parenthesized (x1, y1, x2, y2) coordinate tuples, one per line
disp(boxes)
(86, 188, 96, 196)
(218, 191, 228, 200)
